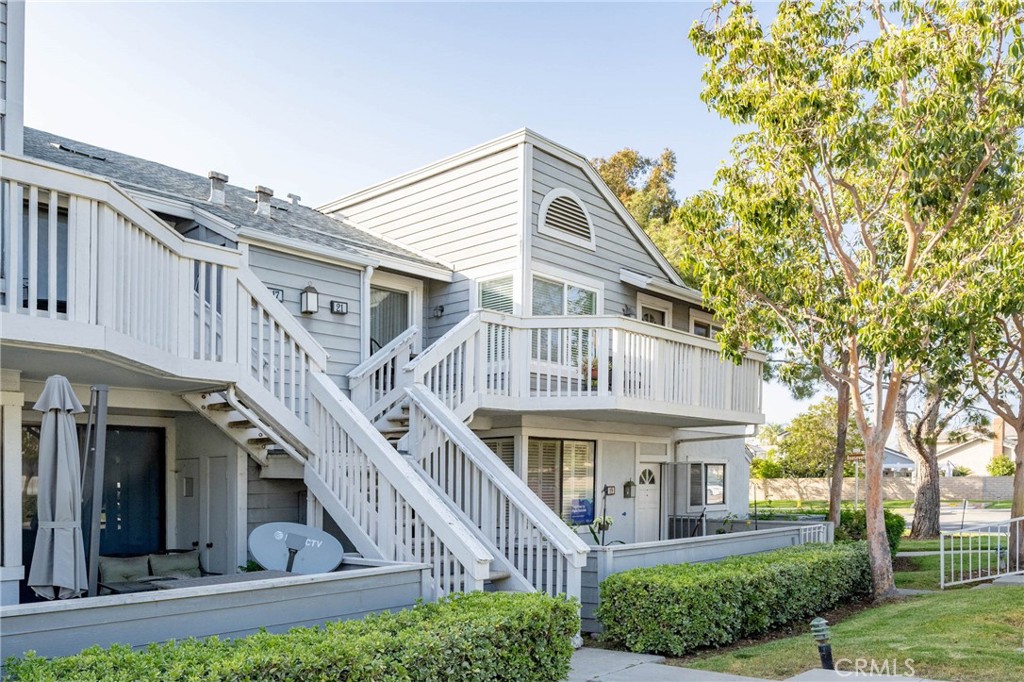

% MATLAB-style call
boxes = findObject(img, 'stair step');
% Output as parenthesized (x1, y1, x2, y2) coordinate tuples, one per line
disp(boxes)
(247, 437, 275, 446)
(204, 401, 233, 412)
(487, 570, 511, 582)
(227, 419, 255, 429)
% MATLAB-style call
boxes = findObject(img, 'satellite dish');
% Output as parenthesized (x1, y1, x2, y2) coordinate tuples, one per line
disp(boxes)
(248, 522, 344, 574)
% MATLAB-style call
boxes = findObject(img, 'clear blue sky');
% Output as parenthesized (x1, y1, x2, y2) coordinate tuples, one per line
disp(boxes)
(25, 1, 814, 424)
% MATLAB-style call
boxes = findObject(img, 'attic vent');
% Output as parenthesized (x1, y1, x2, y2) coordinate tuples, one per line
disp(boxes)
(49, 142, 106, 162)
(539, 189, 594, 249)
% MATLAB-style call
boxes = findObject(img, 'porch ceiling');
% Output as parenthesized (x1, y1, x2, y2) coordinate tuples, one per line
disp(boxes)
(1, 344, 226, 394)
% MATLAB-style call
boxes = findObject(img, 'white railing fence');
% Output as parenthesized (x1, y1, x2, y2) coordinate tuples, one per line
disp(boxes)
(348, 325, 418, 425)
(405, 384, 588, 599)
(402, 311, 764, 419)
(307, 374, 493, 599)
(940, 516, 1024, 588)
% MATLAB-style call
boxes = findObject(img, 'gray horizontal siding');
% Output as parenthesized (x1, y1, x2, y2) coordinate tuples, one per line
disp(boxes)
(425, 276, 472, 345)
(0, 564, 429, 659)
(531, 148, 670, 316)
(331, 147, 521, 278)
(246, 246, 363, 380)
(246, 459, 305, 539)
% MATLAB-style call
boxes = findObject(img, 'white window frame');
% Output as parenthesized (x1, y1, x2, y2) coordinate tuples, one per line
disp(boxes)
(689, 309, 722, 338)
(636, 292, 673, 327)
(537, 188, 597, 252)
(369, 270, 424, 353)
(528, 266, 604, 317)
(473, 271, 517, 314)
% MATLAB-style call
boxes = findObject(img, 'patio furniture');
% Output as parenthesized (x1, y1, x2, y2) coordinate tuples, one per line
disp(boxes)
(149, 570, 291, 590)
(96, 550, 214, 595)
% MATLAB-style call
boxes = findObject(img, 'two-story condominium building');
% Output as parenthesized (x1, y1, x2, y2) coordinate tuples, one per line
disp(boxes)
(0, 2, 827, 656)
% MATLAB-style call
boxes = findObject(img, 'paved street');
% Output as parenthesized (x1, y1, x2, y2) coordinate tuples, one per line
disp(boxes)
(891, 506, 1011, 532)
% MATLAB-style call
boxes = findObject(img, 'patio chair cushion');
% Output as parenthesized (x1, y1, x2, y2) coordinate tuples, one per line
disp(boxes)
(149, 551, 202, 579)
(98, 555, 151, 584)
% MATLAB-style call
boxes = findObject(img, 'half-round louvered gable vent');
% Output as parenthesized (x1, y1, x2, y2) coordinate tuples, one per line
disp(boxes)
(539, 189, 595, 249)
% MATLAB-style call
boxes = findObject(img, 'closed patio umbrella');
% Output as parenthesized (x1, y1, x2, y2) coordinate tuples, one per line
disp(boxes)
(27, 375, 87, 600)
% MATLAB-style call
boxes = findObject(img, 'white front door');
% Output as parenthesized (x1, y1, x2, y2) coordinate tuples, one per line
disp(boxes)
(635, 465, 661, 542)
(175, 454, 230, 574)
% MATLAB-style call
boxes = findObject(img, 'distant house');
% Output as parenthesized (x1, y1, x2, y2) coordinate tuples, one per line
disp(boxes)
(937, 419, 1016, 476)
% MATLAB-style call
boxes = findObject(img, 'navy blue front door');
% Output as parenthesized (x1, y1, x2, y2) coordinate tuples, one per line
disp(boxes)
(98, 427, 165, 556)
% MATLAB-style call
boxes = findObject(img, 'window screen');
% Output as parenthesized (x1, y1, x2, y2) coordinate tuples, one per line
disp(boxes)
(689, 463, 704, 507)
(532, 278, 564, 316)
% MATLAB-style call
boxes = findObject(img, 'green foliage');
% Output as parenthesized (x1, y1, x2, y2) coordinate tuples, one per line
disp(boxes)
(591, 148, 678, 229)
(4, 592, 579, 682)
(986, 454, 1016, 477)
(751, 454, 784, 479)
(951, 464, 973, 477)
(835, 509, 906, 555)
(778, 397, 864, 478)
(597, 543, 871, 655)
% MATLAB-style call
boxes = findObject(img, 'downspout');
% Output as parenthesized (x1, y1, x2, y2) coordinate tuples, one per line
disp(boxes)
(361, 265, 375, 362)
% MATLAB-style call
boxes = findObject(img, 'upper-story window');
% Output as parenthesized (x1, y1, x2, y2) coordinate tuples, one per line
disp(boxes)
(538, 189, 596, 251)
(479, 275, 514, 314)
(690, 309, 723, 339)
(532, 276, 597, 316)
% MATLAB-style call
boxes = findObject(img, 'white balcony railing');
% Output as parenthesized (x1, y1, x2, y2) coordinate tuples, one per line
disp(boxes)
(402, 311, 764, 424)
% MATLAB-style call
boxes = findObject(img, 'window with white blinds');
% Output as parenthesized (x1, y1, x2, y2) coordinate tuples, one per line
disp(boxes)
(531, 277, 597, 317)
(527, 438, 595, 524)
(479, 276, 514, 314)
(482, 438, 515, 471)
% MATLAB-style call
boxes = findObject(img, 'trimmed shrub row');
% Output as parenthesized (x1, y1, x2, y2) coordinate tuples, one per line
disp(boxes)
(5, 592, 580, 682)
(836, 508, 906, 555)
(597, 543, 871, 656)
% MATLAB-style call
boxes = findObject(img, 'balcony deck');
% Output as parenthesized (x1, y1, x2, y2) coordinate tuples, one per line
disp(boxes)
(404, 311, 764, 428)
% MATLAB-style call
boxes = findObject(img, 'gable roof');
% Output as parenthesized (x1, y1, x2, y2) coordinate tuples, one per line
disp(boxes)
(22, 128, 452, 278)
(320, 128, 693, 293)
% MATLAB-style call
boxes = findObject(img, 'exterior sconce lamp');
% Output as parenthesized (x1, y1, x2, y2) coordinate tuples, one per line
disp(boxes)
(432, 305, 445, 319)
(623, 480, 635, 499)
(300, 285, 319, 314)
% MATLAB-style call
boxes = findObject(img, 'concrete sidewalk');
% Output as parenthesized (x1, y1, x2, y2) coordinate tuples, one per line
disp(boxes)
(568, 647, 950, 682)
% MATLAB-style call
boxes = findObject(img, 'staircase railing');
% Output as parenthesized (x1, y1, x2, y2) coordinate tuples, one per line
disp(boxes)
(405, 384, 589, 599)
(348, 325, 418, 425)
(307, 373, 494, 598)
(940, 516, 1024, 588)
(404, 313, 484, 420)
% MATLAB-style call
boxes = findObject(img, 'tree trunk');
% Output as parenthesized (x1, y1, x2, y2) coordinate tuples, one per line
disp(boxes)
(828, 374, 850, 528)
(864, 438, 897, 600)
(909, 454, 941, 538)
(1011, 434, 1024, 569)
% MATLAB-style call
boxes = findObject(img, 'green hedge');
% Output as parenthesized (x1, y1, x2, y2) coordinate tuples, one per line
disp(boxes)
(836, 509, 906, 554)
(597, 543, 871, 655)
(5, 592, 579, 682)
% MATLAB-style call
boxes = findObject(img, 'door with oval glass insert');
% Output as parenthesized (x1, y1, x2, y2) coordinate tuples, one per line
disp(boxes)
(634, 466, 661, 542)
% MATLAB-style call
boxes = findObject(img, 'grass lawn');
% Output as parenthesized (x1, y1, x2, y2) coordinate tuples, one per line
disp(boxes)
(900, 535, 1004, 553)
(676, 587, 1024, 682)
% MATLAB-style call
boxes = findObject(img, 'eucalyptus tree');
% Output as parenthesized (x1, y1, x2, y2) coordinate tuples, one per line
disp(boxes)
(679, 0, 1024, 598)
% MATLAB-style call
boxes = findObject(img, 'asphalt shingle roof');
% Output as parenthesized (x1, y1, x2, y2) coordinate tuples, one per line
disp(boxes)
(23, 128, 448, 271)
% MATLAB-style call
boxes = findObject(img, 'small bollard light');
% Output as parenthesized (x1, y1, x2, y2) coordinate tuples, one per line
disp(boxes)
(810, 617, 835, 670)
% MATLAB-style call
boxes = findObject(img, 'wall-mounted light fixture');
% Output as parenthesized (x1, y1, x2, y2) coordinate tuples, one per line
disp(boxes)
(623, 480, 636, 499)
(432, 305, 445, 319)
(300, 285, 319, 314)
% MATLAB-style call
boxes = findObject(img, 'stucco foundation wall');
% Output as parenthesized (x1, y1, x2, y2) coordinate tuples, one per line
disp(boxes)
(751, 476, 1014, 502)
